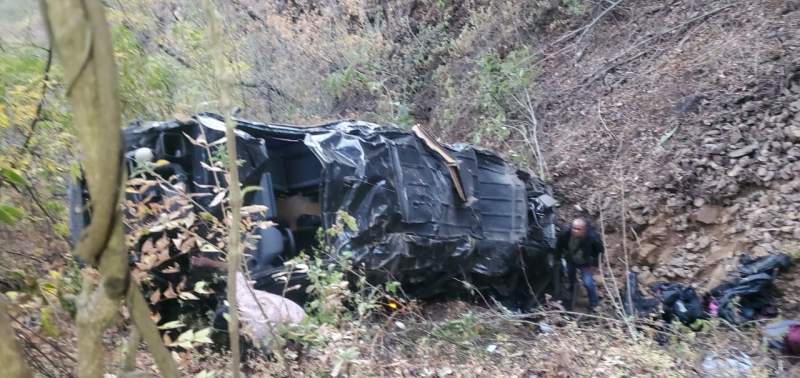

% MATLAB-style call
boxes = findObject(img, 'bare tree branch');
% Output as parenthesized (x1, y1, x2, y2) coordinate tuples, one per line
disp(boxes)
(21, 46, 53, 150)
(126, 282, 178, 378)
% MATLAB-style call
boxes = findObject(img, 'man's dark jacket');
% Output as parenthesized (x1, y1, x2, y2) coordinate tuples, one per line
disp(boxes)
(554, 225, 605, 268)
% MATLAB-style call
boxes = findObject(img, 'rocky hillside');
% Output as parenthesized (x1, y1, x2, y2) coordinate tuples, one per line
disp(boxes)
(3, 0, 797, 296)
(474, 0, 800, 293)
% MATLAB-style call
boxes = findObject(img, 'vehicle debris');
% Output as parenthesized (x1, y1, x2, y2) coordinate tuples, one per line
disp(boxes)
(71, 113, 558, 307)
(624, 253, 793, 327)
(709, 253, 793, 324)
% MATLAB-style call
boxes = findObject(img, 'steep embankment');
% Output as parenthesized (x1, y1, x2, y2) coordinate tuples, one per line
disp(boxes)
(186, 0, 800, 303)
(521, 0, 799, 298)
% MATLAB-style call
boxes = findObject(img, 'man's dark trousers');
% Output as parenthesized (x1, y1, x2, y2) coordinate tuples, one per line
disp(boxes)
(567, 263, 599, 309)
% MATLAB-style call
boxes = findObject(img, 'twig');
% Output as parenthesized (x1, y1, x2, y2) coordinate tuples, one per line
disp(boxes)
(575, 0, 624, 46)
(11, 313, 77, 363)
(618, 161, 637, 341)
(1, 298, 36, 378)
(509, 88, 548, 179)
(16, 330, 68, 377)
(6, 173, 66, 241)
(0, 249, 46, 263)
(21, 46, 53, 150)
(598, 209, 626, 321)
(596, 102, 617, 140)
(126, 282, 178, 378)
(581, 4, 735, 86)
(123, 327, 141, 372)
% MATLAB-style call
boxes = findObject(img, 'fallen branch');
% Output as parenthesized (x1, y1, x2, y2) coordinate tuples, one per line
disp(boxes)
(575, 0, 624, 46)
(581, 4, 735, 86)
(0, 249, 46, 263)
(21, 46, 53, 150)
(11, 315, 77, 363)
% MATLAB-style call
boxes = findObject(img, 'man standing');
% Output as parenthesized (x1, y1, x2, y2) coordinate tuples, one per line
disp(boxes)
(555, 218, 604, 312)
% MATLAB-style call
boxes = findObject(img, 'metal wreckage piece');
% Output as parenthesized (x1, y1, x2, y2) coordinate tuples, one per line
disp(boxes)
(71, 113, 558, 305)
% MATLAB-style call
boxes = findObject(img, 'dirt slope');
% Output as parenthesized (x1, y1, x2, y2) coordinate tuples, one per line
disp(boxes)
(522, 0, 800, 293)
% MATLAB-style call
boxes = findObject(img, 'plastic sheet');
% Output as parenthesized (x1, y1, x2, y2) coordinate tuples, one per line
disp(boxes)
(115, 113, 558, 301)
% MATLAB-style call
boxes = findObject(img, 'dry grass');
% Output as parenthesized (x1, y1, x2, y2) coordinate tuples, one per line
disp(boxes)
(123, 300, 797, 377)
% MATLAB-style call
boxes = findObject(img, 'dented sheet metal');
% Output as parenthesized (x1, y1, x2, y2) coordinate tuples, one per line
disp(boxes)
(113, 113, 557, 301)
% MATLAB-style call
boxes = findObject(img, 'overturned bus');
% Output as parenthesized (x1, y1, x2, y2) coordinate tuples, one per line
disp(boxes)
(70, 113, 558, 305)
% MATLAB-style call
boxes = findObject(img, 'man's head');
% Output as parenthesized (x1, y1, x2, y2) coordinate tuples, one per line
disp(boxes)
(571, 218, 588, 238)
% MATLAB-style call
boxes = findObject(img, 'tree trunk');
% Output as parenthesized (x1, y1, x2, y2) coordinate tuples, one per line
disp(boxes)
(39, 1, 177, 377)
(204, 1, 244, 376)
(0, 296, 33, 378)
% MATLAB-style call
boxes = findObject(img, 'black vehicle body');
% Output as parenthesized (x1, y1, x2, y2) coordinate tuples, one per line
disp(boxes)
(71, 113, 557, 303)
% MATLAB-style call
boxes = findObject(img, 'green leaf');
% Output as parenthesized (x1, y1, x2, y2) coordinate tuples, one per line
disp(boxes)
(240, 185, 262, 198)
(40, 307, 60, 338)
(0, 204, 25, 225)
(194, 327, 213, 344)
(193, 281, 214, 295)
(53, 222, 70, 238)
(1, 167, 26, 186)
(194, 370, 216, 378)
(385, 280, 400, 295)
(177, 329, 194, 343)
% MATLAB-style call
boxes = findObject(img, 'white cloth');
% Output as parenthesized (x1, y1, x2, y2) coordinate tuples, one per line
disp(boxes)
(235, 272, 305, 345)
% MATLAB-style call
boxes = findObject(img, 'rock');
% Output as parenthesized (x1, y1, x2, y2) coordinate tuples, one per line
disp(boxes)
(728, 143, 759, 158)
(752, 245, 770, 257)
(667, 197, 684, 207)
(703, 144, 726, 155)
(727, 165, 743, 177)
(696, 236, 712, 250)
(694, 205, 724, 224)
(638, 269, 657, 286)
(637, 243, 660, 265)
(779, 180, 799, 194)
(674, 94, 704, 114)
(742, 102, 759, 112)
(643, 224, 667, 241)
(729, 129, 743, 144)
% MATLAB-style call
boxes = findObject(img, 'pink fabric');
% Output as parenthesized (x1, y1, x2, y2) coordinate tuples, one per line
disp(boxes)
(786, 324, 800, 355)
(708, 300, 719, 317)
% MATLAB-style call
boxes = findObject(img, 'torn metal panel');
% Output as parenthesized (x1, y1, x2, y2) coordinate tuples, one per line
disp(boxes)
(80, 113, 557, 302)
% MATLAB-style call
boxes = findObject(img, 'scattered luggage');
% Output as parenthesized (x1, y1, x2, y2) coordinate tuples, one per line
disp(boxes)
(709, 253, 792, 324)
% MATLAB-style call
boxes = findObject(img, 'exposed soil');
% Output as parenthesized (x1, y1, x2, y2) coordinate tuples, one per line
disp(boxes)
(522, 0, 800, 297)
